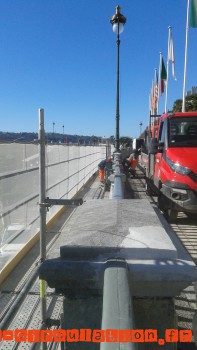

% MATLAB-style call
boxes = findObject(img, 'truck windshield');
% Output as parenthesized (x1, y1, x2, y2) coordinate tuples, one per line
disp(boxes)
(169, 117, 197, 147)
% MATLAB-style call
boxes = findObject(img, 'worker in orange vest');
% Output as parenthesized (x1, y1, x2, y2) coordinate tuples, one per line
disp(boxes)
(98, 160, 106, 181)
(127, 149, 138, 177)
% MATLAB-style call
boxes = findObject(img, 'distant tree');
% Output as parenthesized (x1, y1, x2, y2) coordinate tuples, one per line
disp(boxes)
(109, 135, 115, 144)
(185, 94, 197, 111)
(119, 136, 133, 147)
(172, 99, 182, 112)
(173, 94, 197, 112)
(90, 135, 99, 145)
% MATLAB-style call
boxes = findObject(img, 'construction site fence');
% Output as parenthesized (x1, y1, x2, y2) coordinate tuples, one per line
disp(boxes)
(0, 143, 113, 250)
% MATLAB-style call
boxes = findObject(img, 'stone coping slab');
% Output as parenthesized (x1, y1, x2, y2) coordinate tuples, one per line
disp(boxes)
(40, 199, 197, 297)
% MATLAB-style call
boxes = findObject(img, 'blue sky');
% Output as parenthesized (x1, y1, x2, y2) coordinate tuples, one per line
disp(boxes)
(0, 0, 196, 138)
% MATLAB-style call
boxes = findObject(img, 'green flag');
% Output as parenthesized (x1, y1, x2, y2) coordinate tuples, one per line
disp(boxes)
(160, 57, 167, 95)
(161, 57, 167, 80)
(190, 0, 197, 27)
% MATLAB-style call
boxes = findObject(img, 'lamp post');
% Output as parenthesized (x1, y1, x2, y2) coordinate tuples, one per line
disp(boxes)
(52, 122, 55, 142)
(110, 5, 126, 153)
(139, 122, 143, 135)
(62, 125, 65, 143)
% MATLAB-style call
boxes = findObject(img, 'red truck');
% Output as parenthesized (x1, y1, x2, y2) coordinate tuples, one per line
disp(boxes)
(139, 112, 197, 221)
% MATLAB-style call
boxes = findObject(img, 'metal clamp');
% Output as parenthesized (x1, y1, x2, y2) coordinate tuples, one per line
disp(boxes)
(44, 197, 83, 208)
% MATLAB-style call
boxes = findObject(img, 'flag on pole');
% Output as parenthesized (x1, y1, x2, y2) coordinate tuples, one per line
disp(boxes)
(154, 70, 158, 111)
(168, 29, 176, 80)
(150, 80, 154, 114)
(190, 0, 197, 27)
(149, 91, 153, 115)
(160, 57, 167, 95)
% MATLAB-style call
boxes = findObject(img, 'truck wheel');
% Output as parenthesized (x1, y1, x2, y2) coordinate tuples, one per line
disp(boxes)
(158, 194, 165, 211)
(146, 183, 154, 196)
(158, 195, 178, 222)
(187, 212, 197, 220)
(164, 208, 178, 222)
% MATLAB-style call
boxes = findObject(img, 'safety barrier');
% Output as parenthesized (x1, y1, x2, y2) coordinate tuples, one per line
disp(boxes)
(0, 140, 110, 259)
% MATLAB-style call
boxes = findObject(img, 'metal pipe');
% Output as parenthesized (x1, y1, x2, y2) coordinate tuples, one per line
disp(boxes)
(113, 175, 123, 199)
(111, 153, 124, 199)
(38, 108, 47, 350)
(101, 259, 136, 350)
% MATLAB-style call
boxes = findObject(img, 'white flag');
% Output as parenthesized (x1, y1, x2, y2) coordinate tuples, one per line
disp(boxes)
(168, 30, 176, 80)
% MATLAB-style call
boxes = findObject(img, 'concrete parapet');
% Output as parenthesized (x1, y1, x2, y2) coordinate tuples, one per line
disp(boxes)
(39, 199, 197, 349)
(39, 199, 197, 298)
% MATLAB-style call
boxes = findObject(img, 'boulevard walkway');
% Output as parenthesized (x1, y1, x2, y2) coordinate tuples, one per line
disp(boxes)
(0, 170, 197, 350)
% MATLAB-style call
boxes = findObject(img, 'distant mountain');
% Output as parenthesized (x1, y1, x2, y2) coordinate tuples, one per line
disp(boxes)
(0, 131, 112, 145)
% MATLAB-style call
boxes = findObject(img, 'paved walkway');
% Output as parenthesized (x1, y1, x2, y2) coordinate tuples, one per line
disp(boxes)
(1, 171, 197, 349)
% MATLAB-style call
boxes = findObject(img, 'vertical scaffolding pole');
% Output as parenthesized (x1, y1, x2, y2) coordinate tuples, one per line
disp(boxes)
(38, 108, 47, 350)
(39, 108, 46, 262)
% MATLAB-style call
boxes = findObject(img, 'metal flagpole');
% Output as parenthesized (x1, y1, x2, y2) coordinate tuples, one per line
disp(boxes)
(157, 52, 162, 115)
(182, 0, 191, 112)
(149, 92, 152, 116)
(165, 26, 171, 113)
(151, 79, 154, 121)
(149, 81, 153, 129)
(154, 68, 158, 115)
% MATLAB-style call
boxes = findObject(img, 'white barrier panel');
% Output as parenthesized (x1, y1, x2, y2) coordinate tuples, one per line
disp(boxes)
(0, 143, 108, 254)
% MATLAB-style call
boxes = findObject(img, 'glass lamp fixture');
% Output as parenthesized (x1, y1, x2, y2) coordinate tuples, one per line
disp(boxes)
(110, 6, 126, 35)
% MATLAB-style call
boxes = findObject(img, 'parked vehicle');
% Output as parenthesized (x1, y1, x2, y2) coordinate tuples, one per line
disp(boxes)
(138, 112, 197, 221)
(132, 138, 144, 151)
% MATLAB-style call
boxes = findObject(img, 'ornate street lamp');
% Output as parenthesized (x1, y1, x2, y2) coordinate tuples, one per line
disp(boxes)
(110, 5, 126, 152)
